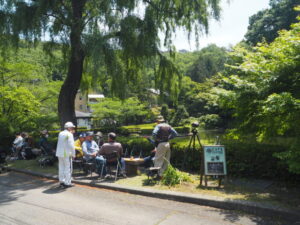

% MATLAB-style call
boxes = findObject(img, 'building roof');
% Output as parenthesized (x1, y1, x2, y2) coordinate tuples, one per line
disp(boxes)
(88, 94, 105, 99)
(75, 110, 92, 118)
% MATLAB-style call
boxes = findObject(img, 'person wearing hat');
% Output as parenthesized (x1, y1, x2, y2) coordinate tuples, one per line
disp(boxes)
(98, 132, 126, 177)
(56, 122, 76, 188)
(74, 133, 86, 158)
(94, 131, 104, 147)
(82, 131, 99, 161)
(152, 116, 178, 178)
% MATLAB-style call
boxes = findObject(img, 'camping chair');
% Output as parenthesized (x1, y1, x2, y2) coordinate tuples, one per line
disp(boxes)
(100, 151, 121, 181)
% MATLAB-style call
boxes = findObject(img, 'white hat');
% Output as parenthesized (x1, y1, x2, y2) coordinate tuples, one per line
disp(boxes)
(64, 122, 76, 129)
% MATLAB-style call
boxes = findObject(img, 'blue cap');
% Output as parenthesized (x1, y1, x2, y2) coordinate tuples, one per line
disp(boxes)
(79, 133, 86, 138)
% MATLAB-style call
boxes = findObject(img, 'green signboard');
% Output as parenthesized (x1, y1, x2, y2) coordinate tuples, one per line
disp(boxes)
(203, 145, 227, 175)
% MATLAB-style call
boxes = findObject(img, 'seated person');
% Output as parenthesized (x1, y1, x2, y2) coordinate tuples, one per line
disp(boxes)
(74, 133, 86, 159)
(82, 132, 99, 162)
(95, 131, 104, 147)
(39, 130, 55, 156)
(98, 132, 126, 177)
(143, 137, 156, 168)
(12, 132, 23, 158)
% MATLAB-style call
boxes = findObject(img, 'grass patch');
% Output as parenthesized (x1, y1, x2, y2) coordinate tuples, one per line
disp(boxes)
(115, 172, 299, 209)
(7, 158, 58, 174)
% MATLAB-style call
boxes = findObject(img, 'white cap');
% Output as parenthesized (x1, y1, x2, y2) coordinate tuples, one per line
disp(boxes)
(64, 122, 75, 129)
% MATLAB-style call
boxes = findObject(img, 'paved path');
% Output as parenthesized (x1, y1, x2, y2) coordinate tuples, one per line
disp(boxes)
(0, 172, 285, 225)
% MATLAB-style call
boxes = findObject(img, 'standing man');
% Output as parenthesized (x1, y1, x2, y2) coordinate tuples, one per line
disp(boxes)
(56, 122, 76, 188)
(152, 116, 178, 178)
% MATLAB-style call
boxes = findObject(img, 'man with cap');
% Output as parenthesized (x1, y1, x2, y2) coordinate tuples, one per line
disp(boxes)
(95, 131, 104, 147)
(152, 116, 178, 178)
(74, 133, 86, 158)
(56, 122, 76, 188)
(98, 132, 126, 177)
(82, 131, 99, 161)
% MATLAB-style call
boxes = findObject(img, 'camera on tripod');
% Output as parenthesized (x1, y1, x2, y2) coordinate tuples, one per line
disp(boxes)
(191, 121, 199, 134)
(191, 122, 199, 128)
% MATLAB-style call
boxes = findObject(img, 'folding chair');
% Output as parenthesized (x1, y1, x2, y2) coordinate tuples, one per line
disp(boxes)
(83, 160, 96, 177)
(73, 151, 84, 172)
(100, 151, 121, 181)
(146, 167, 161, 183)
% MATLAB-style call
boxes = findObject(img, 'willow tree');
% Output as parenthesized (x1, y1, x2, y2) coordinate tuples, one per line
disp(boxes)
(0, 0, 221, 127)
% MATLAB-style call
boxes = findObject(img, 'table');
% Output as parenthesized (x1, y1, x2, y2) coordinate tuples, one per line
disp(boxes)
(124, 158, 144, 176)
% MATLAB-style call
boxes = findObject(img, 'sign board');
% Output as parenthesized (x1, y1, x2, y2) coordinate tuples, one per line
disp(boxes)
(203, 145, 227, 175)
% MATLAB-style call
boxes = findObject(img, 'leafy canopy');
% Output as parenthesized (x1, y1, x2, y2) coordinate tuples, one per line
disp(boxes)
(244, 0, 300, 45)
(0, 0, 222, 101)
(220, 15, 300, 173)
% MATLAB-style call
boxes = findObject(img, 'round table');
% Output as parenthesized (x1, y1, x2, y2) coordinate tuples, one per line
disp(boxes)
(124, 158, 144, 176)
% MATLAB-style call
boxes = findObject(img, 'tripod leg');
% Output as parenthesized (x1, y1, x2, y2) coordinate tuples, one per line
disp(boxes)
(182, 135, 194, 170)
(196, 134, 203, 149)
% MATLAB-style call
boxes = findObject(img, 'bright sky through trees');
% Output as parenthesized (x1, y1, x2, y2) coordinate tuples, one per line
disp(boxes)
(169, 0, 270, 50)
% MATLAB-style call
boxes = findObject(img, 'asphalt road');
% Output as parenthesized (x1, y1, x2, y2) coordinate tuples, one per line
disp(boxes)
(0, 172, 286, 225)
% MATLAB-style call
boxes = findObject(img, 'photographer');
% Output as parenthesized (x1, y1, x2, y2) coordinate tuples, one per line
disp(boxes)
(152, 116, 178, 178)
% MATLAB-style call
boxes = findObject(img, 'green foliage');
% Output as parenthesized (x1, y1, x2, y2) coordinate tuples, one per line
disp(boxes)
(170, 105, 189, 126)
(92, 97, 154, 126)
(199, 114, 221, 129)
(162, 165, 193, 186)
(0, 86, 41, 133)
(162, 165, 181, 186)
(187, 44, 229, 82)
(160, 104, 169, 122)
(245, 0, 300, 45)
(220, 17, 300, 173)
(0, 0, 222, 126)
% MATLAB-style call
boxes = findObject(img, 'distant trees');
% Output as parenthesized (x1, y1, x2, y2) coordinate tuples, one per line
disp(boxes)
(244, 0, 300, 45)
(92, 97, 154, 126)
(187, 44, 228, 82)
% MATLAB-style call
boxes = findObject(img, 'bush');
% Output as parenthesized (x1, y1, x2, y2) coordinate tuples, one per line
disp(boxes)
(162, 165, 181, 186)
(162, 165, 192, 186)
(223, 139, 300, 181)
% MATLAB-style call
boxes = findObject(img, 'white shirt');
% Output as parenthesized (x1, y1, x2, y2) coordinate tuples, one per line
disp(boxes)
(56, 130, 75, 158)
(13, 136, 23, 148)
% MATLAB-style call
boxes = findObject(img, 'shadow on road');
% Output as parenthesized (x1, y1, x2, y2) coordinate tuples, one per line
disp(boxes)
(0, 171, 65, 205)
(215, 209, 288, 225)
(42, 185, 66, 194)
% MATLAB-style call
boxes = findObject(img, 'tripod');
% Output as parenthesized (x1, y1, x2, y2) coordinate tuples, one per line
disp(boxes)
(182, 127, 203, 170)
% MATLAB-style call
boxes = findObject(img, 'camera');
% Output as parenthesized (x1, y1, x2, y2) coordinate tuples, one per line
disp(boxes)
(191, 121, 199, 128)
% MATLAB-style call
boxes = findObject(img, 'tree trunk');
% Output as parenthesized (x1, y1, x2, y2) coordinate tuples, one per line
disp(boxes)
(58, 0, 86, 128)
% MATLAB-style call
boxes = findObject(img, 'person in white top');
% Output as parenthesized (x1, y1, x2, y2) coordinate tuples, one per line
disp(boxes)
(56, 122, 76, 188)
(12, 132, 24, 158)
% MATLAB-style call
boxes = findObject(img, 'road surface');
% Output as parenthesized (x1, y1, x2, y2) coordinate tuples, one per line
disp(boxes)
(0, 172, 286, 225)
